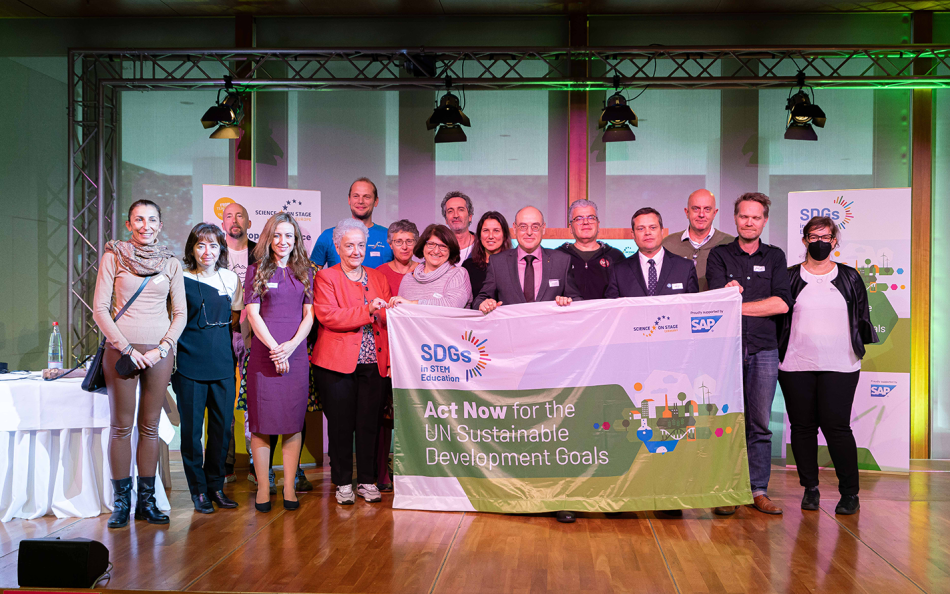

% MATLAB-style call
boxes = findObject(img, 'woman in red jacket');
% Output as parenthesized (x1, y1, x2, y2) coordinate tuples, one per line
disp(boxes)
(312, 218, 391, 505)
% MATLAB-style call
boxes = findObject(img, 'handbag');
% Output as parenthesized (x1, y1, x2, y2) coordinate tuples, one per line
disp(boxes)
(81, 276, 152, 393)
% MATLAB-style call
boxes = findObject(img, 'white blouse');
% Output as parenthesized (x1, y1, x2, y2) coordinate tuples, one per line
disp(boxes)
(779, 265, 861, 373)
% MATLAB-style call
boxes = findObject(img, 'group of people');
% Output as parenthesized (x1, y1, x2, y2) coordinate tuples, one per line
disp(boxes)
(92, 176, 875, 528)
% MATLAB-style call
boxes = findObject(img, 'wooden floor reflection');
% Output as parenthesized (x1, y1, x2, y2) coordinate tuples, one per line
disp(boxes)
(0, 461, 947, 593)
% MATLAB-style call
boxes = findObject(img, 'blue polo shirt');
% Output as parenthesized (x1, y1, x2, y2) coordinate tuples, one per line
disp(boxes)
(310, 222, 394, 269)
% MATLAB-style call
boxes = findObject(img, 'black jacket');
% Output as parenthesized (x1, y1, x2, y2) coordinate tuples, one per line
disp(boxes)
(247, 239, 258, 267)
(605, 250, 699, 298)
(556, 241, 626, 300)
(778, 263, 878, 362)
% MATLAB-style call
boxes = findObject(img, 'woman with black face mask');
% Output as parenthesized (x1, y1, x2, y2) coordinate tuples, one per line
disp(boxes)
(777, 216, 878, 516)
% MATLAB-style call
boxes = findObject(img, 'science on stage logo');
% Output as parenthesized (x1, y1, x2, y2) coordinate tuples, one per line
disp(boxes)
(419, 331, 491, 383)
(281, 199, 313, 221)
(633, 314, 678, 338)
(798, 195, 854, 231)
(870, 380, 897, 397)
(690, 308, 724, 334)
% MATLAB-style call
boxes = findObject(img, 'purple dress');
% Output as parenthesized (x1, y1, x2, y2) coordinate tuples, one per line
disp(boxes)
(244, 264, 313, 435)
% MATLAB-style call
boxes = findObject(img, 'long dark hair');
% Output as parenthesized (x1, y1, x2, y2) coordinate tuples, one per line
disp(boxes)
(470, 211, 512, 269)
(183, 223, 229, 272)
(252, 213, 313, 299)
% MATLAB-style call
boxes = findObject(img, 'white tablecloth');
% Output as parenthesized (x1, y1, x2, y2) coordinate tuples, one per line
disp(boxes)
(0, 374, 173, 522)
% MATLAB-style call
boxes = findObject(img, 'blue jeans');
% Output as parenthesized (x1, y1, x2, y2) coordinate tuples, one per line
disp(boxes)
(743, 348, 779, 497)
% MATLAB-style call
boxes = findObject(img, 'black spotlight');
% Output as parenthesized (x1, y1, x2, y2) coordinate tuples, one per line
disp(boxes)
(201, 76, 244, 139)
(598, 88, 638, 143)
(784, 73, 826, 141)
(427, 80, 470, 144)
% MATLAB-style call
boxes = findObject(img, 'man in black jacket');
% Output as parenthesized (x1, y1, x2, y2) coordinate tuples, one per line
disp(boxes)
(556, 199, 625, 300)
(605, 207, 699, 298)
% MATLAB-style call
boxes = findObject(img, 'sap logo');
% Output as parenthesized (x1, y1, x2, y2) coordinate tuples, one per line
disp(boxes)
(421, 344, 472, 363)
(799, 208, 842, 221)
(691, 315, 723, 333)
(870, 383, 896, 397)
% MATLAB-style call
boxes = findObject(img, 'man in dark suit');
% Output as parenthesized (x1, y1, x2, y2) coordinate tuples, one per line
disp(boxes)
(606, 207, 699, 298)
(474, 206, 581, 313)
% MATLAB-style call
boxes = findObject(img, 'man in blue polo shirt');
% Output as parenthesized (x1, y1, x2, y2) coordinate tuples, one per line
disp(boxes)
(310, 177, 393, 269)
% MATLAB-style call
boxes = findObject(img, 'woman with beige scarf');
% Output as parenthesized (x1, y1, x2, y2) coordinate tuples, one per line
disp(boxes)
(92, 199, 186, 529)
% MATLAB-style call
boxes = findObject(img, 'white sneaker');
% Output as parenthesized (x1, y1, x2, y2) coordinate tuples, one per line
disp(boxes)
(336, 484, 355, 505)
(357, 483, 382, 503)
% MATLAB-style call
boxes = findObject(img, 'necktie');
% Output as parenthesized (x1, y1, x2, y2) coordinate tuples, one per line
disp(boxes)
(648, 259, 657, 296)
(523, 255, 536, 302)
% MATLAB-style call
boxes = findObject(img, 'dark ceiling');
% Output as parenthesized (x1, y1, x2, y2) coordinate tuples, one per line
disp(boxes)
(1, 0, 948, 18)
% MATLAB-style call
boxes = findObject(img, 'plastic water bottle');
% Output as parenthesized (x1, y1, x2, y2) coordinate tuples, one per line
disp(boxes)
(47, 322, 63, 369)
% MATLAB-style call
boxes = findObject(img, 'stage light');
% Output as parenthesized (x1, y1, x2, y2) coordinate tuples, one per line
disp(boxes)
(201, 76, 244, 138)
(427, 79, 470, 144)
(784, 72, 826, 141)
(598, 86, 638, 143)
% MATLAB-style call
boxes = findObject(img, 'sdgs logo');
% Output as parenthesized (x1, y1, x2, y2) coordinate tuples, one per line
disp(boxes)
(798, 196, 854, 230)
(870, 382, 897, 397)
(419, 331, 491, 382)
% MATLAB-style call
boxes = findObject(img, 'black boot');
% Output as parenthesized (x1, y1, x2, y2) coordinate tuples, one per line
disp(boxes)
(134, 476, 170, 524)
(108, 477, 133, 529)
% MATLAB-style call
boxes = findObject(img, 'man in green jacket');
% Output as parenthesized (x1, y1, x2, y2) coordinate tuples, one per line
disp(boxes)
(661, 189, 734, 291)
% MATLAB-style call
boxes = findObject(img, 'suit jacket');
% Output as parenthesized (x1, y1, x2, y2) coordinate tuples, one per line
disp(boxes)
(311, 265, 391, 377)
(473, 247, 582, 308)
(247, 239, 258, 267)
(605, 250, 699, 298)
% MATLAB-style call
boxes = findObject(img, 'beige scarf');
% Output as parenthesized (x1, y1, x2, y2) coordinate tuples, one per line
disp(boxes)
(105, 239, 174, 276)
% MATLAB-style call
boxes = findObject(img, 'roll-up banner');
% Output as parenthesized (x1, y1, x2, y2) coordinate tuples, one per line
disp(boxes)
(389, 289, 752, 513)
(786, 188, 911, 472)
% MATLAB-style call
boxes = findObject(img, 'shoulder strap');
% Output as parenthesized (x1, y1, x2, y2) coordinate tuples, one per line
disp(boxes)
(113, 275, 152, 322)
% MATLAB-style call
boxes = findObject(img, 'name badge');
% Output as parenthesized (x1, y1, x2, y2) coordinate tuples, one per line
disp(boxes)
(153, 276, 166, 285)
(370, 251, 380, 257)
(672, 283, 683, 290)
(754, 265, 766, 272)
(433, 293, 443, 298)
(267, 282, 279, 288)
(218, 289, 229, 296)
(549, 279, 560, 287)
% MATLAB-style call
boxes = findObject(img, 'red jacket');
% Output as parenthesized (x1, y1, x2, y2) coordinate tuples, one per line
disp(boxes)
(311, 265, 391, 376)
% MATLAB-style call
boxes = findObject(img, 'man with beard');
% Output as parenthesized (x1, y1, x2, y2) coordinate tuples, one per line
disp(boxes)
(556, 199, 625, 300)
(222, 202, 257, 284)
(310, 177, 393, 269)
(441, 191, 476, 262)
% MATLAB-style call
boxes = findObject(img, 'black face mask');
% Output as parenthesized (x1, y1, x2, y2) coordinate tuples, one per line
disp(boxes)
(807, 240, 833, 261)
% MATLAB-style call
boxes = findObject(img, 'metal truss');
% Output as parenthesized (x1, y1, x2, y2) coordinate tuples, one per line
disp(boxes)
(66, 44, 950, 358)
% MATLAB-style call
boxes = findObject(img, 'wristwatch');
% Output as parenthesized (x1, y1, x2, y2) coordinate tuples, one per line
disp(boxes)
(156, 344, 168, 359)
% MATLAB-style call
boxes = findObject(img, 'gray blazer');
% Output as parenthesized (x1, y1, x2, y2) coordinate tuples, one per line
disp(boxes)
(472, 247, 582, 309)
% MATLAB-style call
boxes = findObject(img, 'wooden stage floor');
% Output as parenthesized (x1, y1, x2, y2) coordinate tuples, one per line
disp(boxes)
(1, 461, 948, 594)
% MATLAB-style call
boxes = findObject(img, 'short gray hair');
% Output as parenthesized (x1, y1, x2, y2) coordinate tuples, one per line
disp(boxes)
(569, 199, 599, 221)
(333, 218, 368, 246)
(441, 191, 474, 219)
(388, 219, 419, 242)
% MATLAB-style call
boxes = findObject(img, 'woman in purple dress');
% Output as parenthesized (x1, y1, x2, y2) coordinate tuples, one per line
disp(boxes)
(244, 213, 314, 513)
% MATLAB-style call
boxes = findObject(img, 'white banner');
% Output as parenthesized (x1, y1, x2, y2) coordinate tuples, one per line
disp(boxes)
(202, 184, 321, 254)
(389, 289, 753, 513)
(786, 188, 911, 472)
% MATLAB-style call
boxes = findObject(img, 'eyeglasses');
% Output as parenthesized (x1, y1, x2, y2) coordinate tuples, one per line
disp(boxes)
(571, 215, 598, 224)
(806, 234, 834, 243)
(391, 239, 416, 248)
(425, 241, 449, 253)
(196, 275, 232, 328)
(516, 223, 543, 233)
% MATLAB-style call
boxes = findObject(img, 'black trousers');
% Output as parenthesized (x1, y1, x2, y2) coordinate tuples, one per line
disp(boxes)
(316, 363, 383, 486)
(778, 369, 861, 496)
(172, 373, 235, 495)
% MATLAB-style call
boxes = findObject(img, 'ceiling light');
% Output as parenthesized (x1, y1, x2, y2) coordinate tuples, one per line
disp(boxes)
(427, 79, 470, 144)
(598, 86, 638, 143)
(201, 76, 244, 138)
(784, 72, 826, 141)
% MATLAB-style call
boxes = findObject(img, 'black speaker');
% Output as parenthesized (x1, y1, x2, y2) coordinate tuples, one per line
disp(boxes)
(18, 538, 109, 588)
